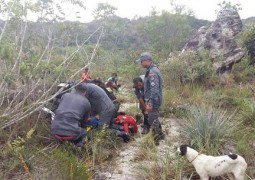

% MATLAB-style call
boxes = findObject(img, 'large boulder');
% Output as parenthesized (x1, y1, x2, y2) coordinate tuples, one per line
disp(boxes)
(182, 8, 244, 72)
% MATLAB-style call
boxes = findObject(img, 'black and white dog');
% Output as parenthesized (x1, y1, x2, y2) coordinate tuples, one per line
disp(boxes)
(177, 145, 247, 180)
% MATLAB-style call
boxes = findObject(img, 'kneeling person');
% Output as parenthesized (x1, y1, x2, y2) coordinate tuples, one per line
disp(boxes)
(51, 84, 91, 147)
(81, 83, 116, 127)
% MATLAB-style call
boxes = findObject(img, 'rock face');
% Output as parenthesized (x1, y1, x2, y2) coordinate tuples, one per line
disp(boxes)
(182, 8, 244, 72)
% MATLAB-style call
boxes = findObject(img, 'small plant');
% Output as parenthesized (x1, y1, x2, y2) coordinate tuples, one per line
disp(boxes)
(134, 149, 170, 179)
(1, 128, 35, 156)
(88, 125, 120, 166)
(134, 147, 196, 180)
(51, 148, 92, 180)
(161, 89, 183, 116)
(231, 55, 255, 82)
(134, 131, 157, 161)
(233, 124, 255, 177)
(239, 99, 255, 126)
(179, 106, 239, 150)
(19, 153, 32, 180)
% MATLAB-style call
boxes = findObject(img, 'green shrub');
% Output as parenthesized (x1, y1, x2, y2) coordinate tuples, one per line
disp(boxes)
(51, 148, 92, 180)
(239, 23, 255, 64)
(161, 50, 213, 88)
(239, 99, 255, 126)
(179, 106, 239, 150)
(161, 89, 182, 116)
(231, 55, 255, 82)
(87, 126, 120, 166)
(135, 131, 157, 161)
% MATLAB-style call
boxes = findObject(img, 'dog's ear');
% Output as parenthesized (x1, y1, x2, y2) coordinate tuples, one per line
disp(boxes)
(179, 145, 188, 156)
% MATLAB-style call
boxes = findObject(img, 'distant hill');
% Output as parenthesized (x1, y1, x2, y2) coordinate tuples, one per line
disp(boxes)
(242, 17, 255, 25)
(1, 15, 253, 54)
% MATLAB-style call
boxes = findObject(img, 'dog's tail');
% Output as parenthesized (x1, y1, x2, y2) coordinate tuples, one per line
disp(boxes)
(228, 154, 247, 168)
(228, 153, 238, 160)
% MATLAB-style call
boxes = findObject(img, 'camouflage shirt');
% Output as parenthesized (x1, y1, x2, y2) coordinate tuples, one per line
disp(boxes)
(144, 63, 163, 108)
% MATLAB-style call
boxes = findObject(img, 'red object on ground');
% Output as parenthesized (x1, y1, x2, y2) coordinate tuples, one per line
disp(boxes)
(115, 115, 138, 133)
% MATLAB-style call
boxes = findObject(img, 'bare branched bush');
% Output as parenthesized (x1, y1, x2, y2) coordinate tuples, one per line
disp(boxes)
(0, 17, 104, 130)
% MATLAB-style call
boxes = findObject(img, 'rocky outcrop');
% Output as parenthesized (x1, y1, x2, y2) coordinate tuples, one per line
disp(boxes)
(182, 8, 244, 72)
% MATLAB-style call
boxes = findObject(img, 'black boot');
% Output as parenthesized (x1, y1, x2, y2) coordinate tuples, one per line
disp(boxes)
(152, 128, 165, 146)
(158, 123, 165, 140)
(158, 131, 165, 140)
(141, 125, 149, 134)
(152, 129, 160, 146)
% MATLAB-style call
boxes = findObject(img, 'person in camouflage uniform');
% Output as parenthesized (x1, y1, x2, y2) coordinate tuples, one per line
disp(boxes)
(136, 52, 165, 145)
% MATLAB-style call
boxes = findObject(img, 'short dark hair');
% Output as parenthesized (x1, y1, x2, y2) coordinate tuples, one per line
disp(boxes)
(75, 83, 87, 93)
(112, 73, 117, 77)
(133, 77, 143, 84)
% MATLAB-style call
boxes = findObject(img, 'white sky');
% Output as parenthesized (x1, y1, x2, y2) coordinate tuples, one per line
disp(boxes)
(63, 0, 255, 22)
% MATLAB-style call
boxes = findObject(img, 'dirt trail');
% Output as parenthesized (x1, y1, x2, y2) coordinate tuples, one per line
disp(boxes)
(94, 102, 182, 180)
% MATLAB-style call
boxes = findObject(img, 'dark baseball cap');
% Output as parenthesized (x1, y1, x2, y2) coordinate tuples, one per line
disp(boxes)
(135, 52, 152, 63)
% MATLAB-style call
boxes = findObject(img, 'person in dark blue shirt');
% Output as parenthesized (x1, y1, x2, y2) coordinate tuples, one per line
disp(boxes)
(133, 76, 149, 134)
(136, 52, 165, 145)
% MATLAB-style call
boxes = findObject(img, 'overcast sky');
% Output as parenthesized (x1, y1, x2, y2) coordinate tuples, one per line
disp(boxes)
(63, 0, 254, 22)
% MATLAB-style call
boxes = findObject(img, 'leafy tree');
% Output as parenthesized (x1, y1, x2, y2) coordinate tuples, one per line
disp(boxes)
(93, 3, 117, 20)
(149, 6, 159, 17)
(134, 11, 193, 58)
(240, 23, 255, 64)
(170, 0, 194, 16)
(216, 0, 242, 12)
(61, 0, 86, 9)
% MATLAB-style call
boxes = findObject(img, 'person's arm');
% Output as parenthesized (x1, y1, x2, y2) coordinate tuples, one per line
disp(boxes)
(105, 80, 113, 88)
(138, 98, 146, 111)
(81, 73, 86, 81)
(112, 84, 118, 90)
(81, 103, 91, 128)
(87, 72, 92, 80)
(129, 117, 138, 133)
(123, 121, 129, 133)
(134, 89, 146, 110)
(111, 80, 118, 90)
(147, 71, 160, 108)
(81, 116, 88, 128)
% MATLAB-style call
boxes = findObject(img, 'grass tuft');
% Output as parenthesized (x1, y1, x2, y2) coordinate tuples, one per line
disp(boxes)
(179, 105, 239, 150)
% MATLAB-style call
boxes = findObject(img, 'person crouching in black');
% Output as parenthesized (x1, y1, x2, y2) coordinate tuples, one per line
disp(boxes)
(51, 84, 91, 147)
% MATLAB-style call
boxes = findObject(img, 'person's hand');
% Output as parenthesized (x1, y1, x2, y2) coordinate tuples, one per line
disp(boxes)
(117, 131, 130, 142)
(122, 133, 130, 142)
(87, 118, 92, 122)
(119, 118, 124, 123)
(146, 104, 153, 112)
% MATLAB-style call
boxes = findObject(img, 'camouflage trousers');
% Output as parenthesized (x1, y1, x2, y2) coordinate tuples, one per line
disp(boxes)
(148, 108, 161, 129)
(148, 108, 164, 145)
